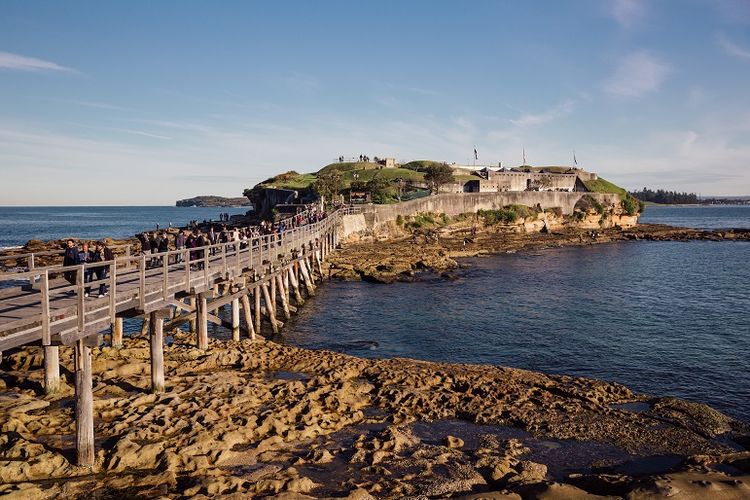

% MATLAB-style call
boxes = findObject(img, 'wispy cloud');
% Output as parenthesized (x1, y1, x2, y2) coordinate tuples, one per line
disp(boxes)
(69, 100, 131, 111)
(0, 50, 76, 73)
(611, 0, 646, 28)
(510, 99, 575, 126)
(604, 52, 671, 97)
(113, 128, 172, 140)
(717, 33, 750, 60)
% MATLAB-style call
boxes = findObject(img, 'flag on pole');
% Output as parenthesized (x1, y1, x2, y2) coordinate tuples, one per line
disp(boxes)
(474, 147, 478, 160)
(523, 148, 526, 165)
(574, 151, 578, 165)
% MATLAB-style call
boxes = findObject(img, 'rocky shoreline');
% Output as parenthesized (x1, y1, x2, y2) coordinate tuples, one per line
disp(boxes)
(1, 333, 749, 499)
(1, 219, 750, 498)
(326, 222, 750, 284)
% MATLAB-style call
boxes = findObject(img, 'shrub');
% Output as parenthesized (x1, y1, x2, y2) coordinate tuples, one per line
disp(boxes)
(396, 214, 404, 226)
(622, 195, 640, 216)
(574, 195, 604, 215)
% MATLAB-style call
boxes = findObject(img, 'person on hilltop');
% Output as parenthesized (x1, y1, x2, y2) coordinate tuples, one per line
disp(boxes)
(63, 239, 79, 287)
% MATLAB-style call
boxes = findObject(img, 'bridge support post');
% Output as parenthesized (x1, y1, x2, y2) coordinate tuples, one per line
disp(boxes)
(288, 266, 304, 305)
(254, 286, 261, 333)
(111, 317, 123, 348)
(270, 273, 277, 313)
(284, 267, 291, 305)
(231, 297, 241, 341)
(197, 293, 208, 349)
(149, 312, 165, 394)
(240, 292, 256, 340)
(188, 296, 197, 333)
(314, 250, 324, 279)
(260, 283, 279, 334)
(74, 338, 94, 467)
(276, 274, 291, 320)
(299, 259, 316, 296)
(44, 345, 60, 395)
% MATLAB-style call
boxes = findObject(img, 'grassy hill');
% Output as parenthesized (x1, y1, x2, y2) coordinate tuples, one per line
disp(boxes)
(255, 171, 317, 190)
(582, 177, 629, 198)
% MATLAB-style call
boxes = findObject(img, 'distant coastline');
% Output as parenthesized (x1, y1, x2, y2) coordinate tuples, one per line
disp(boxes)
(175, 195, 252, 208)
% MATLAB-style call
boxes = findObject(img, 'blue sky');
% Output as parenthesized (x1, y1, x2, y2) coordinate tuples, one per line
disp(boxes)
(1, 0, 750, 205)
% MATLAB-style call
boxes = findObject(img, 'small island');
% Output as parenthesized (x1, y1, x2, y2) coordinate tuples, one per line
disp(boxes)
(175, 195, 252, 207)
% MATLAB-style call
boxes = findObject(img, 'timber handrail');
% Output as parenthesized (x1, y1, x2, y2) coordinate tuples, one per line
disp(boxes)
(0, 208, 341, 351)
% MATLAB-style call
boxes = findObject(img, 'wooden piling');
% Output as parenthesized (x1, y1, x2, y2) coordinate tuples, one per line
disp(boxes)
(276, 273, 291, 320)
(111, 317, 123, 348)
(44, 345, 60, 395)
(299, 259, 316, 296)
(197, 293, 208, 349)
(188, 296, 197, 333)
(288, 266, 304, 305)
(314, 250, 324, 279)
(75, 338, 94, 467)
(260, 282, 279, 334)
(254, 285, 261, 333)
(270, 273, 277, 313)
(240, 292, 256, 340)
(149, 312, 165, 394)
(231, 297, 241, 341)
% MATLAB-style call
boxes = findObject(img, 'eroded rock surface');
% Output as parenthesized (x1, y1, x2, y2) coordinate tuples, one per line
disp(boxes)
(1, 334, 748, 498)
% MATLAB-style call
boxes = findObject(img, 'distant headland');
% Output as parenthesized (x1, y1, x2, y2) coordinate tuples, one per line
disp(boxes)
(175, 195, 252, 207)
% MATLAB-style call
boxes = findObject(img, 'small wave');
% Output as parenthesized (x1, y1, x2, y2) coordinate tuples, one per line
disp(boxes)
(0, 246, 23, 251)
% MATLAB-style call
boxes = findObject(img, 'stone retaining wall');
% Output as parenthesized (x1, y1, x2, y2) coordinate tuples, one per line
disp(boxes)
(340, 192, 621, 237)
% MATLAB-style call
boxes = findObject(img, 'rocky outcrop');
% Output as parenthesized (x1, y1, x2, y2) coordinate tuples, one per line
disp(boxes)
(0, 334, 747, 498)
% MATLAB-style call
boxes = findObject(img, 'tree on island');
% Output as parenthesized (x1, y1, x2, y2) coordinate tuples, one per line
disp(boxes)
(424, 163, 455, 193)
(312, 170, 343, 202)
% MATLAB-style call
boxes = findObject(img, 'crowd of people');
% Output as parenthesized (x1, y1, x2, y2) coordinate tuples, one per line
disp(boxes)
(60, 207, 330, 297)
(62, 239, 114, 297)
(136, 207, 329, 270)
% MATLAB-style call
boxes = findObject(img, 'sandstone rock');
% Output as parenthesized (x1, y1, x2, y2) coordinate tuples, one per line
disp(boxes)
(444, 435, 465, 448)
(507, 461, 547, 485)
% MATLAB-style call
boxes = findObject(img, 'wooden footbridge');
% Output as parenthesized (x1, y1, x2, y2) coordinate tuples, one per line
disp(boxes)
(0, 207, 348, 466)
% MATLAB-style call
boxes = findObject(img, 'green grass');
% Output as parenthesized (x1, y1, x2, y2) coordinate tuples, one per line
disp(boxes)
(341, 168, 425, 185)
(478, 205, 536, 225)
(259, 172, 317, 190)
(401, 160, 444, 171)
(582, 177, 629, 198)
(318, 161, 382, 174)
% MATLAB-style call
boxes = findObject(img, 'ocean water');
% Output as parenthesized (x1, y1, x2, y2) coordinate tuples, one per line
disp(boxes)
(0, 206, 250, 249)
(639, 204, 750, 229)
(284, 206, 750, 422)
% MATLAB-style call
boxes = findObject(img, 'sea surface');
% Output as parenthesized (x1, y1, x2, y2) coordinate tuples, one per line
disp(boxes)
(0, 206, 250, 248)
(639, 204, 750, 229)
(283, 205, 750, 422)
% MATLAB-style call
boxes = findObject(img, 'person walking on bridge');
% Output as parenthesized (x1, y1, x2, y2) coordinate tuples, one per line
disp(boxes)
(63, 239, 78, 287)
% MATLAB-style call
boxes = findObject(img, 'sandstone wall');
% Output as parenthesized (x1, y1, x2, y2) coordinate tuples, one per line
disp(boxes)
(340, 192, 622, 238)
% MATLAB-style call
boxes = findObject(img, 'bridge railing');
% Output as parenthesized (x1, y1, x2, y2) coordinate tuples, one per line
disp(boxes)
(0, 210, 341, 351)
